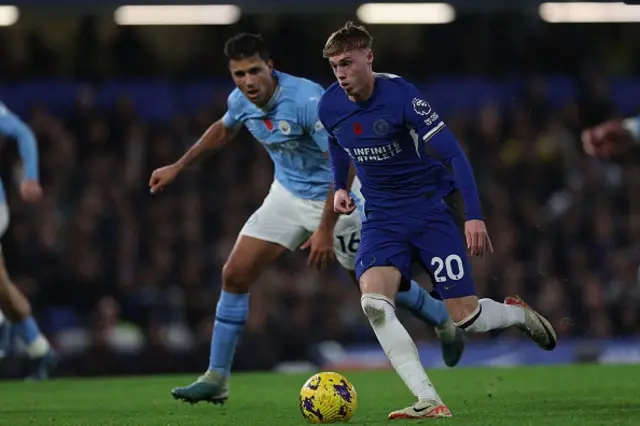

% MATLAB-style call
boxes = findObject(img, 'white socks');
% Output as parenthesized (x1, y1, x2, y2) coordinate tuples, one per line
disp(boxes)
(0, 310, 4, 326)
(457, 298, 525, 333)
(25, 336, 50, 358)
(361, 293, 440, 401)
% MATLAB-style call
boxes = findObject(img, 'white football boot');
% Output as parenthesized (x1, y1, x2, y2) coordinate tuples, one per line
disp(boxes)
(388, 399, 452, 420)
(505, 295, 557, 351)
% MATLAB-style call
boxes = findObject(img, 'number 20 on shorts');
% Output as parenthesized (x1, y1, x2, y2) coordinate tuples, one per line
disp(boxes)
(431, 254, 465, 282)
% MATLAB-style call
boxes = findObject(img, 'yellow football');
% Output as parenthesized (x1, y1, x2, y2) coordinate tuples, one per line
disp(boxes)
(299, 371, 357, 424)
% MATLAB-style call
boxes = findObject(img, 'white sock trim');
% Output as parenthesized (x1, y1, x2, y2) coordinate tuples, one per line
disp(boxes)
(360, 293, 395, 308)
(454, 304, 481, 329)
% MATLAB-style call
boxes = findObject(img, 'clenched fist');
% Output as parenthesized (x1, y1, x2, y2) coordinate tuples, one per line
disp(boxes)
(149, 164, 182, 194)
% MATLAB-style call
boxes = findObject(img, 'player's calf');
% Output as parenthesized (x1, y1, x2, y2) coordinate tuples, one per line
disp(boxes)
(359, 267, 444, 404)
(0, 265, 31, 321)
(348, 268, 463, 366)
(395, 279, 450, 327)
(347, 268, 452, 329)
(0, 258, 56, 378)
(444, 294, 557, 351)
(424, 247, 551, 344)
(445, 295, 523, 332)
(211, 237, 287, 376)
(394, 280, 463, 367)
(174, 236, 287, 403)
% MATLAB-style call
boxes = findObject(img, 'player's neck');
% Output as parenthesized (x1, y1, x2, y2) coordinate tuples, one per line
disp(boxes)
(258, 76, 279, 109)
(349, 75, 375, 103)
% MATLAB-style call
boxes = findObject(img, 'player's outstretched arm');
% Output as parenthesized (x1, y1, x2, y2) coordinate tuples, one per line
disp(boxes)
(581, 116, 640, 159)
(175, 118, 238, 170)
(149, 118, 238, 193)
(0, 103, 42, 202)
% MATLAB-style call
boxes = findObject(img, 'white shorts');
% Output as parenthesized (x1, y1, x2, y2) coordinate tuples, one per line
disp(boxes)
(240, 179, 363, 270)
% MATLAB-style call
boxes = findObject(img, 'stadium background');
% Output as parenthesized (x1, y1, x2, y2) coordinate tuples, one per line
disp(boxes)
(0, 0, 639, 378)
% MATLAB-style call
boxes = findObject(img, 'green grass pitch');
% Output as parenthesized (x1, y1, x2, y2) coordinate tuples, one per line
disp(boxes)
(1, 365, 639, 425)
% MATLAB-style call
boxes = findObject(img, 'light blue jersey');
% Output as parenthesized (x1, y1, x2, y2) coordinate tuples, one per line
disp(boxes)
(0, 102, 39, 204)
(222, 71, 331, 201)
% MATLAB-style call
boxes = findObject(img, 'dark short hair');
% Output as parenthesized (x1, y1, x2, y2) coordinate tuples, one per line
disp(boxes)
(224, 33, 270, 61)
(323, 21, 373, 58)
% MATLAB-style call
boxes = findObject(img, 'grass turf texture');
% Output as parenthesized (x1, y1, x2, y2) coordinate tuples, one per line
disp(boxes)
(0, 365, 639, 425)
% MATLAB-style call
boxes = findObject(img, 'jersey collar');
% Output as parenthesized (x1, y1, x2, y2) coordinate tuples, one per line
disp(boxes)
(260, 70, 282, 112)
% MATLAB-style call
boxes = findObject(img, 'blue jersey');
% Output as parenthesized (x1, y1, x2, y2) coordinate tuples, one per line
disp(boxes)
(222, 71, 331, 201)
(319, 73, 482, 223)
(319, 74, 481, 299)
(0, 101, 39, 204)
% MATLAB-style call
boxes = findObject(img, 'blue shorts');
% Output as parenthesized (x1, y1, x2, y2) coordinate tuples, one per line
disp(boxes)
(355, 202, 476, 300)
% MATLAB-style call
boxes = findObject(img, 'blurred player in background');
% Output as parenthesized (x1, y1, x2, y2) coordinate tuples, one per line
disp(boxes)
(582, 115, 640, 159)
(0, 101, 57, 380)
(149, 33, 463, 405)
(319, 22, 558, 419)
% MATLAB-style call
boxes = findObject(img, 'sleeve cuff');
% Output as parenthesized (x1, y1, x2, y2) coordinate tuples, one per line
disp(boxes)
(622, 117, 640, 144)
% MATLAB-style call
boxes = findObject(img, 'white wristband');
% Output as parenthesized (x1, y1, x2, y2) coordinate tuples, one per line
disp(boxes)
(621, 117, 640, 145)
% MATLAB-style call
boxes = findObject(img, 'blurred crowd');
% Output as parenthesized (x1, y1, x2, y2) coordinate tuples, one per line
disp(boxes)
(0, 16, 639, 377)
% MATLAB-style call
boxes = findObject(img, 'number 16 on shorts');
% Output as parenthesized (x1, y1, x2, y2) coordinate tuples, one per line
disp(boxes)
(337, 232, 360, 254)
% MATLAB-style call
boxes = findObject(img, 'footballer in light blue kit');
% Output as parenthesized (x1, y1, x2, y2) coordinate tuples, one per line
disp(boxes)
(0, 101, 57, 379)
(148, 33, 463, 406)
(319, 22, 558, 420)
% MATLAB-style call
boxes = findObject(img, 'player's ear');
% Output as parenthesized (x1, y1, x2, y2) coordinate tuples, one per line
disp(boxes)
(365, 49, 374, 65)
(267, 59, 274, 71)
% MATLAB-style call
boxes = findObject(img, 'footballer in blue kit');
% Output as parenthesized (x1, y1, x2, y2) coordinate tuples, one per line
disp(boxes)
(149, 33, 463, 406)
(0, 101, 57, 379)
(319, 22, 558, 420)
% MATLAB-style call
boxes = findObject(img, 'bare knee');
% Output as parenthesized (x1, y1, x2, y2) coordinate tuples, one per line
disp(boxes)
(444, 295, 479, 324)
(221, 236, 287, 294)
(221, 260, 254, 294)
(359, 266, 401, 299)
